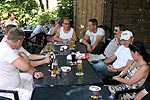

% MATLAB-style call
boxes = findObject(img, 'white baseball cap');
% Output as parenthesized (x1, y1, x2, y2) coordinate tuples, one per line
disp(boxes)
(120, 30, 133, 40)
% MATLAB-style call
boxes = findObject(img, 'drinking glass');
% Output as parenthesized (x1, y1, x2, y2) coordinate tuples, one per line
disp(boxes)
(47, 42, 51, 52)
(53, 60, 58, 74)
(63, 39, 67, 46)
(69, 39, 75, 49)
(77, 60, 82, 74)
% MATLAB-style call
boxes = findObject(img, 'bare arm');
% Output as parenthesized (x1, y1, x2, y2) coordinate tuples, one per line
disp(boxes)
(54, 28, 63, 42)
(118, 60, 134, 76)
(72, 30, 77, 41)
(113, 65, 149, 85)
(12, 52, 44, 79)
(108, 60, 134, 74)
(28, 53, 49, 60)
(91, 35, 104, 51)
(104, 54, 117, 64)
(107, 65, 126, 73)
(82, 34, 92, 52)
(29, 53, 50, 67)
(14, 52, 34, 73)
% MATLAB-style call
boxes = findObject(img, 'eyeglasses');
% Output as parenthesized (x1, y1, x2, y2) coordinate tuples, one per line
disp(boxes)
(63, 23, 70, 25)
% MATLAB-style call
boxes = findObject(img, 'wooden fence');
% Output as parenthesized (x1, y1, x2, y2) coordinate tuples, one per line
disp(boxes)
(74, 0, 104, 38)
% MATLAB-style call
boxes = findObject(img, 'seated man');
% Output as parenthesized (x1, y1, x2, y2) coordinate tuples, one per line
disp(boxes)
(92, 30, 134, 79)
(0, 27, 44, 100)
(54, 17, 77, 43)
(31, 20, 47, 37)
(2, 25, 50, 67)
(104, 24, 127, 58)
(82, 18, 105, 54)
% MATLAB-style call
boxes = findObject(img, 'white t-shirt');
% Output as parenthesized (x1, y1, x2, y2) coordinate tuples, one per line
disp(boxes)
(0, 42, 21, 89)
(59, 27, 74, 40)
(113, 45, 133, 69)
(5, 19, 18, 27)
(1, 35, 30, 56)
(85, 28, 105, 45)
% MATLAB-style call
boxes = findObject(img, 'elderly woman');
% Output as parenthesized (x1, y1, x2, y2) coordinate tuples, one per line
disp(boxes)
(107, 41, 150, 99)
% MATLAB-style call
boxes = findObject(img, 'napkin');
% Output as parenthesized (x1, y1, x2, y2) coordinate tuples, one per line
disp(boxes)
(66, 54, 72, 60)
(88, 54, 106, 61)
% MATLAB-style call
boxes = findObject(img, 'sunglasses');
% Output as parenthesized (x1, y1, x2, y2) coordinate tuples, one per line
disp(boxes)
(63, 23, 70, 25)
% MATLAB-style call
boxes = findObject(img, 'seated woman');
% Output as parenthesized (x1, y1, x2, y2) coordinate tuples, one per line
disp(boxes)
(107, 41, 150, 100)
(47, 19, 57, 42)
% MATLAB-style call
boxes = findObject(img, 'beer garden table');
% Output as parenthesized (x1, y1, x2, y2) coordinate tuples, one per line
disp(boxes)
(32, 42, 113, 100)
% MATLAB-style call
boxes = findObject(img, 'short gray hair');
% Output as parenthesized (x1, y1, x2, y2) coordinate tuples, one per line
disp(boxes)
(7, 27, 25, 43)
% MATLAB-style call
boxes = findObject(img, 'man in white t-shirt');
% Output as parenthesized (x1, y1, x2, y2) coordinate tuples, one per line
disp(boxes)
(0, 27, 44, 100)
(92, 30, 134, 79)
(82, 18, 105, 54)
(2, 25, 50, 67)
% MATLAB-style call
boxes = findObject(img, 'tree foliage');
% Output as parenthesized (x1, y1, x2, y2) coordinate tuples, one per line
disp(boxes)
(0, 0, 74, 26)
(0, 0, 39, 26)
(57, 0, 74, 19)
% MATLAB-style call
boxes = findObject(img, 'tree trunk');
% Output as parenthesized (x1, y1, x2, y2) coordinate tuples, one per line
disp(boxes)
(39, 0, 44, 11)
(46, 0, 49, 10)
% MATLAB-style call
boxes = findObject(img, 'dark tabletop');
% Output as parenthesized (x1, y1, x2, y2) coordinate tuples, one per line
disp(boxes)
(32, 44, 113, 100)
(33, 55, 103, 87)
(31, 85, 114, 100)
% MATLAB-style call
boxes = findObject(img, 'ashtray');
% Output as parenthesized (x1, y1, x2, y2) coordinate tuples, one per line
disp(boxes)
(89, 86, 101, 91)
(61, 66, 71, 72)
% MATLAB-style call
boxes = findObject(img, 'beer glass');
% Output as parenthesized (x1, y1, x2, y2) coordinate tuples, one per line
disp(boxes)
(69, 39, 75, 49)
(53, 60, 58, 74)
(47, 42, 51, 52)
(77, 60, 82, 74)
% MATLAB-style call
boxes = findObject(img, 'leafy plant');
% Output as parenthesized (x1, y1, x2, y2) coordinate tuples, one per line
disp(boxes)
(0, 0, 39, 26)
(0, 0, 74, 27)
(57, 0, 74, 19)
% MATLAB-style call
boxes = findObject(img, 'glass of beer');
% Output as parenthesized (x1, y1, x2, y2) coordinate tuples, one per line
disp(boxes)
(47, 42, 51, 52)
(53, 60, 58, 74)
(69, 39, 75, 50)
(77, 60, 82, 74)
(91, 95, 98, 100)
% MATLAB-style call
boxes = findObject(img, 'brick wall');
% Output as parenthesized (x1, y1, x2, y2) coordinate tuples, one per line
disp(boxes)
(103, 0, 150, 51)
